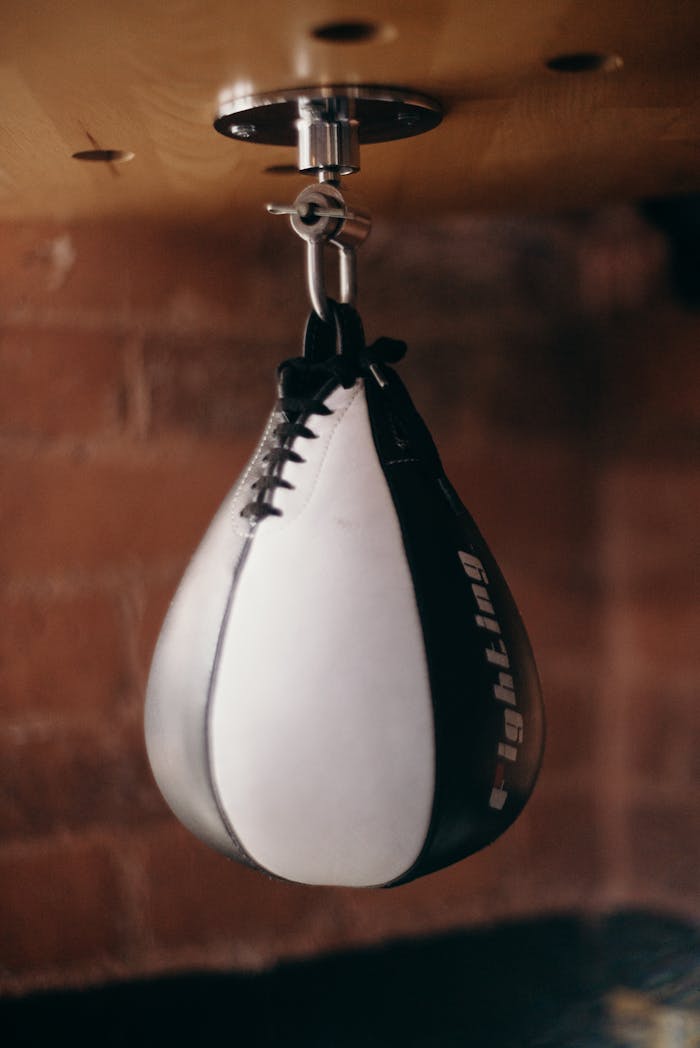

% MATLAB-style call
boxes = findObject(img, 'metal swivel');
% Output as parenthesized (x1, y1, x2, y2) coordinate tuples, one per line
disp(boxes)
(267, 183, 371, 321)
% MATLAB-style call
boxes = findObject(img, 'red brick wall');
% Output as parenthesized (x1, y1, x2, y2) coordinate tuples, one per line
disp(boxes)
(0, 214, 697, 993)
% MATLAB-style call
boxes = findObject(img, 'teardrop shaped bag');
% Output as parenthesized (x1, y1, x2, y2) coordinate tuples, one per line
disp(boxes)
(145, 304, 544, 888)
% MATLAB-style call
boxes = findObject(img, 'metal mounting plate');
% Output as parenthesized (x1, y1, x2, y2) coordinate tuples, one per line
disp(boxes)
(214, 84, 442, 145)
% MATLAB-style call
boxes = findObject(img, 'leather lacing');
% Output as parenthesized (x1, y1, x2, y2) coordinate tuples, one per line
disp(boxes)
(240, 336, 407, 522)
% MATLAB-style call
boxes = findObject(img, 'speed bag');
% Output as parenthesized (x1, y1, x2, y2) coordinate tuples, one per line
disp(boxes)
(145, 305, 544, 888)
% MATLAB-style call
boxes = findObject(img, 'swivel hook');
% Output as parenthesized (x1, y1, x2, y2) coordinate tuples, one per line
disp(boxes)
(267, 183, 371, 322)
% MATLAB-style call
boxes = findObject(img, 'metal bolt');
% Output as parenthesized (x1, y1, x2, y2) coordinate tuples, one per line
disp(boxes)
(229, 123, 257, 140)
(267, 204, 297, 216)
(397, 111, 418, 128)
(267, 203, 346, 221)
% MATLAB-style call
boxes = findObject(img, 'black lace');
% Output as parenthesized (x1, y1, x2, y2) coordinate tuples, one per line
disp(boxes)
(240, 334, 407, 523)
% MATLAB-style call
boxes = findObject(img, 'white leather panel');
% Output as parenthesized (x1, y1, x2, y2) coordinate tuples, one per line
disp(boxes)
(144, 418, 275, 856)
(209, 381, 435, 886)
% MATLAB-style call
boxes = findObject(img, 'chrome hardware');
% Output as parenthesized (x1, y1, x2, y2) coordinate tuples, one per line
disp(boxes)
(267, 203, 346, 221)
(213, 84, 442, 320)
(268, 184, 371, 321)
(214, 85, 442, 160)
(296, 96, 360, 176)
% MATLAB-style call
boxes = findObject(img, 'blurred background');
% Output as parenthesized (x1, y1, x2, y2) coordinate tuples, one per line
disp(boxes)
(0, 203, 698, 1037)
(0, 3, 699, 1045)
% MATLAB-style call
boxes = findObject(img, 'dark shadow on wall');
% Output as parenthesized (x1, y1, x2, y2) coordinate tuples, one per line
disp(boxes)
(2, 911, 698, 1048)
(641, 194, 700, 309)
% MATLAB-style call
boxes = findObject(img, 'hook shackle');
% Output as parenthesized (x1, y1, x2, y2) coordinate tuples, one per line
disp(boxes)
(267, 184, 371, 321)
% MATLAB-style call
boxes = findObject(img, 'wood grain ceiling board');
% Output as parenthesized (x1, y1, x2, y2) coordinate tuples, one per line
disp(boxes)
(0, 1, 698, 227)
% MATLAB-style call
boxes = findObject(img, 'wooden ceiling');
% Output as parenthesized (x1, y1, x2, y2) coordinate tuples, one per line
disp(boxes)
(1, 1, 699, 228)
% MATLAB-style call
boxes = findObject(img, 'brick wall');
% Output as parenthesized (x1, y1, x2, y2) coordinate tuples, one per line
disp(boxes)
(0, 212, 697, 994)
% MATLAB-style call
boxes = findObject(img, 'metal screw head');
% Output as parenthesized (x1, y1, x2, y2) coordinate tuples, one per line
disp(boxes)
(229, 123, 257, 140)
(397, 110, 419, 127)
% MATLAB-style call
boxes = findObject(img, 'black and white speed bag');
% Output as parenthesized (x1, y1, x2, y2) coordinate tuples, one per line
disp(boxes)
(145, 306, 544, 888)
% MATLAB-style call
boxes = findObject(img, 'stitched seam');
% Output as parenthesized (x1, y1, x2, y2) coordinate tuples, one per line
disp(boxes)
(230, 412, 279, 539)
(203, 537, 266, 870)
(269, 383, 361, 528)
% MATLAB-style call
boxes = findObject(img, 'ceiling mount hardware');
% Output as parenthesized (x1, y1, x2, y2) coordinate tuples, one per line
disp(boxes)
(296, 95, 360, 177)
(214, 84, 442, 318)
(214, 85, 442, 169)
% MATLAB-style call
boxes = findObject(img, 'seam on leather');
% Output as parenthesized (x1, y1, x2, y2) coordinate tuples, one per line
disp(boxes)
(230, 412, 279, 539)
(203, 535, 268, 871)
(267, 382, 362, 529)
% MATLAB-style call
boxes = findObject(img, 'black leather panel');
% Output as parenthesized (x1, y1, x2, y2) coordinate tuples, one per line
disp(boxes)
(365, 369, 545, 885)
